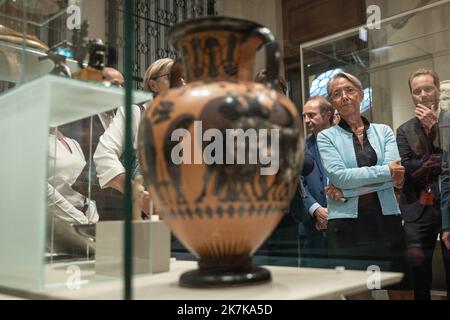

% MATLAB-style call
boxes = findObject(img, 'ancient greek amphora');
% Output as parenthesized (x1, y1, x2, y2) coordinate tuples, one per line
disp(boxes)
(138, 16, 303, 288)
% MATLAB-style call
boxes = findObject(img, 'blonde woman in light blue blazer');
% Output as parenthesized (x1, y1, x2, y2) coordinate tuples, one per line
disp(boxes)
(316, 72, 411, 294)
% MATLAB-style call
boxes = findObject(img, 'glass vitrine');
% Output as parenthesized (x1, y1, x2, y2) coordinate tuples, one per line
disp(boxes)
(0, 0, 155, 295)
(301, 0, 450, 131)
(300, 0, 450, 294)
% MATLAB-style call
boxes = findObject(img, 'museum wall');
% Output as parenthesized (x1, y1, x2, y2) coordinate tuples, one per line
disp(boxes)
(80, 1, 284, 83)
(81, 0, 106, 40)
(216, 0, 285, 77)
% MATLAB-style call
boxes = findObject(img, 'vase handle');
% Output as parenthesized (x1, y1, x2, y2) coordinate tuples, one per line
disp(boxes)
(252, 27, 280, 91)
(264, 41, 281, 91)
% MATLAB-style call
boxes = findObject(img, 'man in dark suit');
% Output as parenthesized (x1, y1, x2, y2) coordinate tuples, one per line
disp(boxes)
(397, 68, 450, 300)
(297, 96, 334, 267)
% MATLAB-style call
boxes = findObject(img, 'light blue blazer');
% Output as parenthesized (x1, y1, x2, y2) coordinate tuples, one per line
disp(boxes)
(316, 122, 401, 220)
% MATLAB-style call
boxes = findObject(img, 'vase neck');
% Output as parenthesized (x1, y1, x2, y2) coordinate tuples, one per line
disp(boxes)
(179, 31, 263, 83)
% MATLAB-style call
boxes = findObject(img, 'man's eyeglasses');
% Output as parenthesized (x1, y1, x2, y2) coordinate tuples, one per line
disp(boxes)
(330, 86, 360, 100)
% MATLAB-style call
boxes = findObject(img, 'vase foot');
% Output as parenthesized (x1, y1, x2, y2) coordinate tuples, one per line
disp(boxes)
(179, 265, 271, 288)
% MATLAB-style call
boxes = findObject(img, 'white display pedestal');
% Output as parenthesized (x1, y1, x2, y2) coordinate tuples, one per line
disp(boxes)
(95, 220, 171, 276)
(4, 260, 403, 300)
(0, 75, 151, 291)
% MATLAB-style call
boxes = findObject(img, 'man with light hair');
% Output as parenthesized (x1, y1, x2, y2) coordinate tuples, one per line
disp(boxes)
(94, 58, 177, 219)
(397, 68, 450, 300)
(102, 67, 125, 88)
(70, 67, 125, 221)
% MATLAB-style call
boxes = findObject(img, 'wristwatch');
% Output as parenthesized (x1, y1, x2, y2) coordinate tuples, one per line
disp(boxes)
(81, 197, 90, 214)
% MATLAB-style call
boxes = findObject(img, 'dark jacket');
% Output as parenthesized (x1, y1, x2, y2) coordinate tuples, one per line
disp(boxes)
(397, 117, 442, 223)
(289, 151, 315, 224)
(302, 135, 328, 213)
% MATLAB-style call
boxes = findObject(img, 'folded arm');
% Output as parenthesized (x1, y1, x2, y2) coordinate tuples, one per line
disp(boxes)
(317, 129, 392, 190)
(47, 183, 88, 224)
(341, 125, 399, 197)
(94, 105, 145, 191)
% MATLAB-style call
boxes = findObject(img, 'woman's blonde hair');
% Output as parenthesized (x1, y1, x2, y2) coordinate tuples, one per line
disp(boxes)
(143, 58, 174, 92)
(327, 72, 363, 97)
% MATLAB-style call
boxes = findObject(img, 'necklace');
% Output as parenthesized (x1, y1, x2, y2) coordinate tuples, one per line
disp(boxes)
(354, 127, 364, 136)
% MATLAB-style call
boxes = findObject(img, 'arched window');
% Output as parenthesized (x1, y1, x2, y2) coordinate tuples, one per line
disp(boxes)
(309, 68, 372, 113)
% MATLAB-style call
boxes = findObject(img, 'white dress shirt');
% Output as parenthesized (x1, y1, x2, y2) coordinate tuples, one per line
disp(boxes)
(47, 133, 99, 224)
(93, 103, 149, 188)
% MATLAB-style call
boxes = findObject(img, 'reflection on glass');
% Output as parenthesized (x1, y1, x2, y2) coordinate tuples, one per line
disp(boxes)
(308, 68, 372, 113)
(309, 68, 343, 97)
(300, 2, 450, 298)
(47, 126, 98, 260)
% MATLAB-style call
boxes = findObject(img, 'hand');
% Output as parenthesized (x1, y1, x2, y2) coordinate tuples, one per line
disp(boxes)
(442, 230, 450, 250)
(389, 159, 405, 187)
(425, 155, 442, 170)
(315, 220, 327, 231)
(415, 104, 437, 134)
(85, 200, 99, 223)
(314, 207, 328, 227)
(141, 190, 151, 216)
(424, 158, 442, 175)
(411, 158, 442, 179)
(325, 184, 344, 201)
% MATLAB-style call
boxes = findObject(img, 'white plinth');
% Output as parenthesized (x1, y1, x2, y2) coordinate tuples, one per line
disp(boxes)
(95, 220, 171, 277)
(20, 260, 403, 300)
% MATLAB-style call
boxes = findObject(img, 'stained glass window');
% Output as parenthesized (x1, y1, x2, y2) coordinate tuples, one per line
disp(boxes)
(309, 68, 343, 97)
(309, 68, 372, 113)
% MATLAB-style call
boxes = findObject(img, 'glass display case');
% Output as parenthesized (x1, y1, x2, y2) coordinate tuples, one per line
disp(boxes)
(0, 0, 154, 294)
(2, 0, 426, 300)
(0, 0, 223, 299)
(300, 0, 450, 294)
(0, 0, 81, 85)
(300, 0, 450, 131)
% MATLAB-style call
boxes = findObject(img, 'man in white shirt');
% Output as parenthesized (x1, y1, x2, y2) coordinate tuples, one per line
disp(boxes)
(70, 67, 125, 220)
(93, 58, 174, 218)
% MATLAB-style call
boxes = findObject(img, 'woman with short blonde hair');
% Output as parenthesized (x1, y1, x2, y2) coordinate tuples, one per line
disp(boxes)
(318, 72, 411, 297)
(143, 58, 174, 94)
